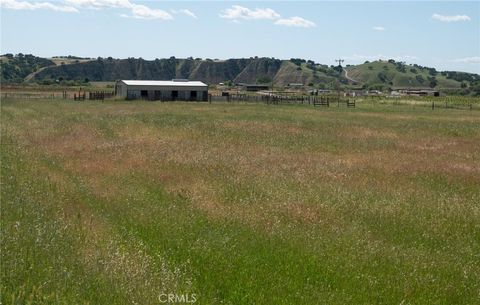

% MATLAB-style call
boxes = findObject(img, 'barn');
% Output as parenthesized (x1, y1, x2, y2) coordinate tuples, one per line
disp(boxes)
(115, 79, 208, 101)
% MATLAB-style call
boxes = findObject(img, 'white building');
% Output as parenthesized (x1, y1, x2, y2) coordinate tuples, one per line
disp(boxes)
(115, 79, 208, 101)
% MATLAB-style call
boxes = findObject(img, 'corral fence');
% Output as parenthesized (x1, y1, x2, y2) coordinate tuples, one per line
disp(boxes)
(375, 96, 479, 111)
(88, 91, 114, 101)
(1, 90, 114, 101)
(208, 93, 480, 111)
(208, 93, 356, 107)
(2, 92, 64, 100)
(74, 92, 86, 101)
(313, 96, 355, 108)
(2, 90, 478, 111)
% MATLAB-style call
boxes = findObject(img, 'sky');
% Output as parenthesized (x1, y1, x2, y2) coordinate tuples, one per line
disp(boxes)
(1, 0, 479, 73)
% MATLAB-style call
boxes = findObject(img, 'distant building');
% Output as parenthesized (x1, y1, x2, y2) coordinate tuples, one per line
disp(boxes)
(398, 89, 440, 97)
(239, 83, 270, 91)
(368, 90, 383, 96)
(388, 90, 401, 98)
(288, 83, 304, 88)
(115, 80, 208, 101)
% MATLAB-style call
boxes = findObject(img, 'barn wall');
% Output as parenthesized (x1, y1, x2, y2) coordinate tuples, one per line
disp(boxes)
(121, 85, 208, 101)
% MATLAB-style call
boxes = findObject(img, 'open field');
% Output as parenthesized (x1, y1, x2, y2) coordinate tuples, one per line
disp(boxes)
(1, 100, 480, 304)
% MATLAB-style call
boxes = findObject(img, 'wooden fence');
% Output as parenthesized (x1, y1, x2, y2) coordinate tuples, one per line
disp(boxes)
(312, 96, 355, 108)
(73, 93, 86, 101)
(2, 92, 62, 99)
(1, 90, 477, 111)
(1, 90, 114, 101)
(88, 91, 114, 101)
(209, 94, 347, 105)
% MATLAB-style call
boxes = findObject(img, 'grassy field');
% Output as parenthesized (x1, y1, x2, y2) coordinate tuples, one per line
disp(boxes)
(1, 99, 479, 304)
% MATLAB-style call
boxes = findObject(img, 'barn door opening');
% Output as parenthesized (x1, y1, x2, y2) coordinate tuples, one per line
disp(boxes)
(190, 91, 197, 101)
(172, 90, 178, 101)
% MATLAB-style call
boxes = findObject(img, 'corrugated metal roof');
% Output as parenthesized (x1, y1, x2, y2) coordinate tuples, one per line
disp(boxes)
(121, 80, 207, 87)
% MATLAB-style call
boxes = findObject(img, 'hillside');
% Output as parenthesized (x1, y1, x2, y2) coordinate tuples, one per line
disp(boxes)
(1, 54, 478, 92)
(29, 56, 344, 87)
(1, 54, 55, 83)
(345, 60, 479, 90)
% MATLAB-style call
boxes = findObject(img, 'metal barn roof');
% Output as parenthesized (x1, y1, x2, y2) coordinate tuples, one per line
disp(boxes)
(120, 80, 207, 87)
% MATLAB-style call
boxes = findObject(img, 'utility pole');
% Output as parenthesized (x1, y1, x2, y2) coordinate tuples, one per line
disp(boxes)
(334, 59, 344, 100)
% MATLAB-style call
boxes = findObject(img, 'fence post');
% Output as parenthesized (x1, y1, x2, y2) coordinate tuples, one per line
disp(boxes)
(432, 101, 435, 110)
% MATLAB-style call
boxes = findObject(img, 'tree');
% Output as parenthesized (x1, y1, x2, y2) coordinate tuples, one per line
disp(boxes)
(257, 76, 272, 84)
(427, 68, 437, 76)
(469, 80, 480, 96)
(378, 71, 388, 83)
(395, 62, 406, 73)
(415, 75, 424, 84)
(290, 58, 305, 66)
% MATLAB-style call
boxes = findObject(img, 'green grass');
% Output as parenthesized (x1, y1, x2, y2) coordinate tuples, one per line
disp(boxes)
(1, 99, 480, 304)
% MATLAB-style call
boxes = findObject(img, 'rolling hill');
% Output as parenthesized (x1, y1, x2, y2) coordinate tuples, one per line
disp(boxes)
(1, 54, 479, 93)
(27, 57, 345, 87)
(344, 60, 478, 90)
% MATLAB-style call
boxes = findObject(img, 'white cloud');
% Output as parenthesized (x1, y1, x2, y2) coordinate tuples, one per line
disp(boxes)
(372, 26, 386, 31)
(171, 8, 197, 19)
(65, 0, 131, 9)
(129, 4, 172, 20)
(451, 56, 480, 64)
(432, 13, 471, 22)
(180, 9, 196, 19)
(274, 16, 316, 28)
(219, 5, 314, 29)
(66, 0, 172, 20)
(0, 0, 78, 12)
(220, 5, 280, 20)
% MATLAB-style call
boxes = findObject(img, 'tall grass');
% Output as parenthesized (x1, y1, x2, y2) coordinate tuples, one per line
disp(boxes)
(2, 99, 479, 304)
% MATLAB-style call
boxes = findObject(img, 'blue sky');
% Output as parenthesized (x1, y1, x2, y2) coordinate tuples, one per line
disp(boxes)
(1, 0, 479, 73)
